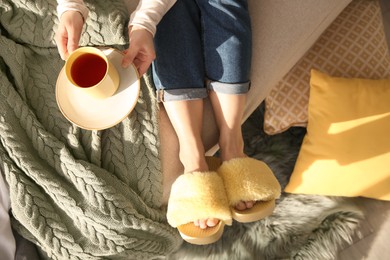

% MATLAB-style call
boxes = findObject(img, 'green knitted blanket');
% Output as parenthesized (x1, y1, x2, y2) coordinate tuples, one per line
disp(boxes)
(0, 0, 181, 259)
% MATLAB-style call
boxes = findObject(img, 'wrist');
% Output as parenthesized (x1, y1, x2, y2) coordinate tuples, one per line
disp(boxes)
(129, 24, 155, 37)
(60, 10, 85, 23)
(57, 2, 89, 22)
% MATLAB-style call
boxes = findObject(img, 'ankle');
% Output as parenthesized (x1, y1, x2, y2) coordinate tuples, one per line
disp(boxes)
(219, 146, 246, 162)
(218, 131, 245, 161)
(180, 156, 208, 173)
(179, 142, 208, 173)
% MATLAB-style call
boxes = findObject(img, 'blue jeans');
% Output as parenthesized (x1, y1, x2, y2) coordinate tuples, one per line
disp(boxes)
(152, 0, 252, 102)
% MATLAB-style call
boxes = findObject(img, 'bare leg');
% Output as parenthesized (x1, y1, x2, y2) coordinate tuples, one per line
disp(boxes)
(163, 99, 219, 229)
(158, 104, 183, 205)
(209, 91, 255, 210)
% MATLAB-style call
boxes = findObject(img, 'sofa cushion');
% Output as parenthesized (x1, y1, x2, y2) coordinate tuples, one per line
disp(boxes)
(284, 69, 390, 201)
(264, 0, 390, 135)
(244, 0, 351, 121)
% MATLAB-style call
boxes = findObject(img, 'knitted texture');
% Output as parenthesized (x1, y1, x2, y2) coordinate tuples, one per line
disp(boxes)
(0, 0, 181, 259)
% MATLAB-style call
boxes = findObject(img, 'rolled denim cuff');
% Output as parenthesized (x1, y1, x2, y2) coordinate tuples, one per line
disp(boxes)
(156, 88, 208, 102)
(207, 80, 250, 94)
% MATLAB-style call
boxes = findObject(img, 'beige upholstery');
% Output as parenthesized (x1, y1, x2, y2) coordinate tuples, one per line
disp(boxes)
(125, 0, 352, 204)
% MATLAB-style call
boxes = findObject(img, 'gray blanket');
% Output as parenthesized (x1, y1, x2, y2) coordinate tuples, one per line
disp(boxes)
(0, 0, 181, 259)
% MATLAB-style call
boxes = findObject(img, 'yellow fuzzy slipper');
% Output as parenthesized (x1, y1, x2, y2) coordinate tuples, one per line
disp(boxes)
(210, 157, 281, 223)
(167, 171, 232, 245)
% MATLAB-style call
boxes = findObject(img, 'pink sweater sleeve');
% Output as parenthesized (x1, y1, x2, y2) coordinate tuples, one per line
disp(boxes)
(129, 0, 177, 36)
(57, 0, 89, 21)
(57, 0, 176, 36)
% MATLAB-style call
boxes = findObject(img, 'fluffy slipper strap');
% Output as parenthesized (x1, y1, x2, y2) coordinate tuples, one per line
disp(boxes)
(217, 157, 281, 207)
(167, 171, 232, 228)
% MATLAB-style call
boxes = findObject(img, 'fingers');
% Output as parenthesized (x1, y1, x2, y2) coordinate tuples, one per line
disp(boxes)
(122, 28, 156, 76)
(54, 11, 84, 60)
(55, 28, 68, 60)
(122, 48, 154, 77)
(134, 58, 153, 77)
(67, 27, 81, 57)
(54, 22, 70, 60)
(121, 49, 137, 69)
(55, 30, 78, 60)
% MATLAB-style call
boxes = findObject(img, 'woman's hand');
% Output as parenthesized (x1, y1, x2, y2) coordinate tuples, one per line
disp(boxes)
(122, 26, 156, 77)
(55, 11, 84, 60)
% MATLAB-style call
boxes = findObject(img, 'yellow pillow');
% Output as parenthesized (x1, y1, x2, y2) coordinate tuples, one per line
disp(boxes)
(284, 69, 390, 201)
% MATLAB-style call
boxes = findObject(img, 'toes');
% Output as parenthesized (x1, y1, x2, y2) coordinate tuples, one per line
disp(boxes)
(199, 219, 208, 229)
(195, 219, 219, 229)
(235, 201, 247, 211)
(235, 200, 256, 211)
(245, 200, 255, 209)
(206, 218, 219, 227)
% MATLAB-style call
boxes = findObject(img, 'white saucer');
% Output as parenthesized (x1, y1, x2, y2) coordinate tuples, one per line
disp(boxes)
(56, 48, 140, 130)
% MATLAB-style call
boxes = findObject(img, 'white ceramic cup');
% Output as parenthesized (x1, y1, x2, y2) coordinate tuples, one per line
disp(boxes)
(65, 47, 120, 99)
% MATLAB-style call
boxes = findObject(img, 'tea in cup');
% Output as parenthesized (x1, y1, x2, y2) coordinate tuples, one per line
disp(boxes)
(65, 47, 119, 99)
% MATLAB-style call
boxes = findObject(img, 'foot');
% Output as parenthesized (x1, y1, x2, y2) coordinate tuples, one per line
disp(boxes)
(219, 130, 256, 213)
(180, 147, 221, 230)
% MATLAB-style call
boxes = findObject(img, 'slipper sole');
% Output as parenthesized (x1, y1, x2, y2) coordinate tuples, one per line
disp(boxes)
(178, 221, 225, 245)
(231, 199, 275, 223)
